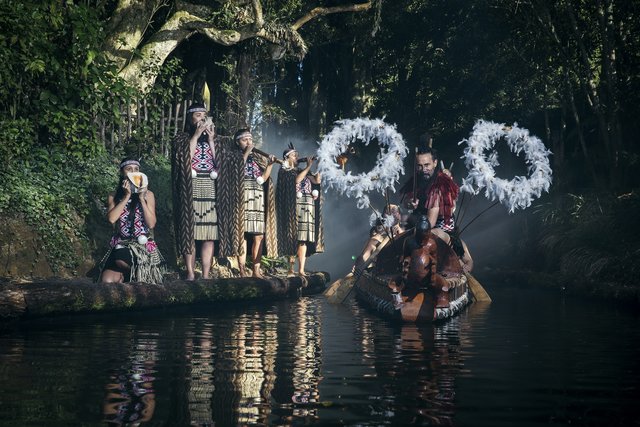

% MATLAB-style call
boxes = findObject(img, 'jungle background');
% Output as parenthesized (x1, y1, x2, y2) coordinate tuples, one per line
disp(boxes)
(1, 0, 638, 301)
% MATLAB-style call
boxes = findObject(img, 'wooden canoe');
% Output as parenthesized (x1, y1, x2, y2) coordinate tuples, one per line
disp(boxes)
(354, 230, 471, 323)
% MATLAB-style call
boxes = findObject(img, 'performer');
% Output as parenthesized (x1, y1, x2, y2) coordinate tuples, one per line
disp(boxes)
(399, 146, 473, 272)
(217, 128, 278, 278)
(171, 102, 218, 280)
(276, 144, 324, 276)
(98, 158, 166, 284)
(353, 204, 404, 275)
(400, 146, 458, 232)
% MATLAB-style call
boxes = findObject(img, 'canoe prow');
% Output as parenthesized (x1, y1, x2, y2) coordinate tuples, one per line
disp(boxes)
(354, 229, 472, 323)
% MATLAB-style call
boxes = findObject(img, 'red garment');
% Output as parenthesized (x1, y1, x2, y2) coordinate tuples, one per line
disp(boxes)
(192, 138, 216, 172)
(402, 171, 459, 224)
(426, 172, 459, 224)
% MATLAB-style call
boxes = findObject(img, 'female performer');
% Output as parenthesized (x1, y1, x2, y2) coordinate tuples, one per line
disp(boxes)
(276, 144, 324, 276)
(99, 158, 165, 283)
(215, 128, 278, 278)
(171, 102, 218, 280)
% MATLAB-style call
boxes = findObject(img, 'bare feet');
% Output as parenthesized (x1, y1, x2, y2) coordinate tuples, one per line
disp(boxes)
(185, 273, 195, 281)
(298, 271, 308, 277)
(239, 266, 250, 278)
(253, 266, 264, 279)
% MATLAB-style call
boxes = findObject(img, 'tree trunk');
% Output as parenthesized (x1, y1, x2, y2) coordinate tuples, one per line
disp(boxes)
(103, 0, 165, 71)
(565, 74, 600, 188)
(237, 49, 254, 127)
(0, 273, 329, 321)
(307, 49, 322, 137)
(598, 0, 622, 184)
(118, 11, 195, 92)
(565, 2, 614, 183)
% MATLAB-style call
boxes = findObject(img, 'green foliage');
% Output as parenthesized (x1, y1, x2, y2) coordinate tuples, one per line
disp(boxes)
(260, 255, 290, 274)
(0, 1, 184, 274)
(0, 119, 35, 164)
(126, 58, 186, 156)
(0, 151, 118, 273)
(0, 0, 139, 160)
(533, 191, 640, 286)
(142, 155, 174, 254)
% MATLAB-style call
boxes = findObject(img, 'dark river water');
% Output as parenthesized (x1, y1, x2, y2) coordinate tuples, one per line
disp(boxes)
(0, 284, 638, 426)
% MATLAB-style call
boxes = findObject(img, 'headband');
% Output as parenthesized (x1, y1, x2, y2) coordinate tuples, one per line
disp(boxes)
(283, 148, 297, 159)
(120, 160, 140, 169)
(187, 107, 207, 114)
(235, 131, 252, 141)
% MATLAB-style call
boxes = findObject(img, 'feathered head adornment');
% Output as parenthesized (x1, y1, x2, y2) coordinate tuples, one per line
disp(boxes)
(283, 142, 297, 159)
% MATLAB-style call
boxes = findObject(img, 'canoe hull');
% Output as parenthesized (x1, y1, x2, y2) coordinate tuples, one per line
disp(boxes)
(355, 271, 470, 323)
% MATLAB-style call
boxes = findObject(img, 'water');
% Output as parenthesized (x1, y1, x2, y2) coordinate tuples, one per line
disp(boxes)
(0, 284, 638, 426)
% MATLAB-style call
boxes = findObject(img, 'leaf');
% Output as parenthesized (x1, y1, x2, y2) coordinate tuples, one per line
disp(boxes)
(25, 59, 46, 73)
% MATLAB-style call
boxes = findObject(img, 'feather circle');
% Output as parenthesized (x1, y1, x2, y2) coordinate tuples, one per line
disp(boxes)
(458, 120, 553, 212)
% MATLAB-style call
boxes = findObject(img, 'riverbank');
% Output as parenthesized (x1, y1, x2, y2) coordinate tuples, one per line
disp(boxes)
(0, 272, 329, 323)
(476, 267, 640, 307)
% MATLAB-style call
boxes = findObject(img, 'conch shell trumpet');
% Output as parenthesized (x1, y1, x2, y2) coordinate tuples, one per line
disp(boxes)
(127, 172, 148, 193)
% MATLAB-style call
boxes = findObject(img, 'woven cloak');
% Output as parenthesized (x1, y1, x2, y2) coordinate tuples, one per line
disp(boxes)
(171, 132, 196, 255)
(217, 141, 277, 257)
(276, 168, 324, 257)
(399, 171, 459, 223)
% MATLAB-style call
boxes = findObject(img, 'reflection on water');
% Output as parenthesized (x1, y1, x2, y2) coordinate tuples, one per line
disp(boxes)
(103, 335, 157, 425)
(0, 286, 639, 426)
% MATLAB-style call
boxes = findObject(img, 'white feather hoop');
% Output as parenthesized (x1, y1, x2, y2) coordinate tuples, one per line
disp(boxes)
(459, 120, 553, 212)
(317, 118, 408, 209)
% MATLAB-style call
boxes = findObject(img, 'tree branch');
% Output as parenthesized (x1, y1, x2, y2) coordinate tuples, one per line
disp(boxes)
(292, 1, 372, 31)
(252, 0, 264, 29)
(103, 0, 166, 70)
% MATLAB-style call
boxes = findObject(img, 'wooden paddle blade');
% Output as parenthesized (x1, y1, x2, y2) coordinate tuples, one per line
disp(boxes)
(325, 235, 392, 304)
(323, 272, 352, 296)
(324, 273, 357, 304)
(465, 272, 492, 303)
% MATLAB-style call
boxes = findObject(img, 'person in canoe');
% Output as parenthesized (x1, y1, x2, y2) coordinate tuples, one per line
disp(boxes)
(399, 145, 473, 272)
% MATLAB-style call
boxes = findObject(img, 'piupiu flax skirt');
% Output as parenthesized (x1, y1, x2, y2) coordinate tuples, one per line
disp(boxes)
(243, 178, 265, 234)
(297, 194, 315, 242)
(192, 174, 218, 240)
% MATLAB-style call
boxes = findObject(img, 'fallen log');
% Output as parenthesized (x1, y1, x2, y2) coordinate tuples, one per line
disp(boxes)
(0, 272, 329, 321)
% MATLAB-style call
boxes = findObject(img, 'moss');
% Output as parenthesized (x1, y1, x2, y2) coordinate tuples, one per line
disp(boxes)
(72, 294, 85, 311)
(180, 290, 195, 303)
(92, 298, 105, 311)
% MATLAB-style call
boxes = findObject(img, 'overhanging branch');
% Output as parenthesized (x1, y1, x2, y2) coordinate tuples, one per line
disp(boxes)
(292, 1, 373, 30)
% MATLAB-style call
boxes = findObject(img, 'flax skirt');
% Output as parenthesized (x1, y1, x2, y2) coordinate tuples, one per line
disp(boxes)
(297, 194, 315, 242)
(243, 178, 265, 234)
(192, 174, 218, 240)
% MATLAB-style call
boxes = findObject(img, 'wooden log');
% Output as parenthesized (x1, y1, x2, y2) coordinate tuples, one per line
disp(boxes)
(0, 272, 329, 321)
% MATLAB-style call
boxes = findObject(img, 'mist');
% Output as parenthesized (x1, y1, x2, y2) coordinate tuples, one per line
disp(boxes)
(260, 124, 535, 281)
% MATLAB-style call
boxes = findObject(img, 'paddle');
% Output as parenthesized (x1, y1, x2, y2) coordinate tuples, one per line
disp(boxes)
(324, 235, 391, 304)
(465, 271, 492, 302)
